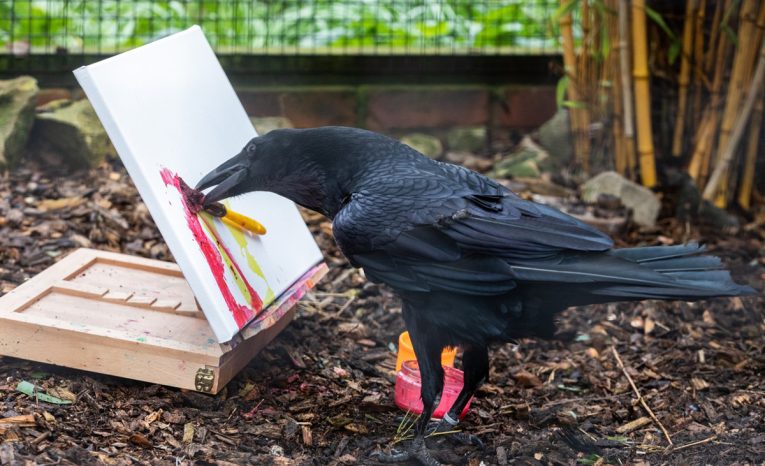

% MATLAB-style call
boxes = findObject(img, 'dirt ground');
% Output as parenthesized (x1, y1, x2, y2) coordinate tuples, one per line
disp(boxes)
(0, 159, 763, 466)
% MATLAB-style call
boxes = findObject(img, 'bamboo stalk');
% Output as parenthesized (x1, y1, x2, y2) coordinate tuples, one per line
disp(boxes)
(712, 0, 758, 206)
(631, 0, 657, 187)
(607, 0, 626, 175)
(580, 0, 592, 172)
(688, 112, 714, 181)
(618, 0, 636, 179)
(672, 0, 698, 158)
(692, 0, 706, 128)
(703, 35, 765, 201)
(705, 0, 724, 75)
(737, 87, 764, 209)
(751, 3, 765, 76)
(697, 17, 732, 185)
(560, 0, 590, 172)
(736, 3, 765, 208)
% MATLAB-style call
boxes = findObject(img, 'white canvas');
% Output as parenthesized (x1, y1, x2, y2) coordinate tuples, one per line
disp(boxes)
(74, 26, 324, 343)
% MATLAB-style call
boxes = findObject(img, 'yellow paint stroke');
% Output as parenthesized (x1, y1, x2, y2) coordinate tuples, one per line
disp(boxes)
(221, 201, 275, 303)
(199, 212, 262, 309)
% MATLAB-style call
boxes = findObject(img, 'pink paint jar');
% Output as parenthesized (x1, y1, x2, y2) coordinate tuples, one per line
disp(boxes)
(394, 360, 472, 419)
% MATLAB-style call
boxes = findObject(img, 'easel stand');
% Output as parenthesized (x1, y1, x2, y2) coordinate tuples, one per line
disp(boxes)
(0, 248, 326, 394)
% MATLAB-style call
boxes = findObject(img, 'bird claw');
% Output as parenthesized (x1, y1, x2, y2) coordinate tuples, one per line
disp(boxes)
(449, 432, 484, 449)
(371, 437, 442, 466)
(427, 420, 484, 449)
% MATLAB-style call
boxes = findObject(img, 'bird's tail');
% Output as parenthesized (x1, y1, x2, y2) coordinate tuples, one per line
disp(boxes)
(603, 243, 754, 299)
(512, 243, 755, 304)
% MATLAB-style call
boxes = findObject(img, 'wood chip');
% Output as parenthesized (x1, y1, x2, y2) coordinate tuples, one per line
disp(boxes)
(615, 416, 652, 434)
(691, 377, 710, 391)
(183, 423, 195, 444)
(644, 317, 655, 334)
(301, 425, 312, 446)
(0, 415, 36, 427)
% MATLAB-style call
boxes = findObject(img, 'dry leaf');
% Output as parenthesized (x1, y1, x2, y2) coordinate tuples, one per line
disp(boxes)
(47, 387, 77, 402)
(37, 197, 84, 211)
(513, 370, 543, 388)
(343, 423, 368, 434)
(128, 433, 153, 449)
(144, 410, 162, 425)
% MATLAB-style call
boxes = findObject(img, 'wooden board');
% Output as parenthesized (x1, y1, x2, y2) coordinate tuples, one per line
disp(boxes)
(0, 249, 327, 394)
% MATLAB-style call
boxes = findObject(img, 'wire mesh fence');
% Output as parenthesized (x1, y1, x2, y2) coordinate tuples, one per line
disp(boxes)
(1, 0, 560, 59)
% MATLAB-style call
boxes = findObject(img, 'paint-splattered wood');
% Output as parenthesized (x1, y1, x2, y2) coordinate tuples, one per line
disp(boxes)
(0, 248, 327, 394)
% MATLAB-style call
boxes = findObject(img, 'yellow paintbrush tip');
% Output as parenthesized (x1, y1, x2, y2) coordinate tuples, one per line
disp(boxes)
(220, 209, 267, 235)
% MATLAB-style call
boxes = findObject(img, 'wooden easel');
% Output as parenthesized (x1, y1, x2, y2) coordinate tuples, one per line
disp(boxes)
(0, 248, 326, 394)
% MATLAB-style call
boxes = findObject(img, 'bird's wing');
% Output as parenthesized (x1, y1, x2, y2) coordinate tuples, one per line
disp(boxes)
(334, 165, 612, 258)
(332, 166, 612, 294)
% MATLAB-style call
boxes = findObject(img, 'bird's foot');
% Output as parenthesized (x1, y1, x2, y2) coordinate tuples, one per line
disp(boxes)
(371, 436, 441, 466)
(427, 416, 484, 449)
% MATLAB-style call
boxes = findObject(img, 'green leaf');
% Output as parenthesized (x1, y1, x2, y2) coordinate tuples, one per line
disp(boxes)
(563, 100, 587, 109)
(668, 40, 681, 65)
(552, 0, 580, 22)
(645, 6, 677, 40)
(723, 25, 739, 47)
(578, 454, 603, 465)
(556, 76, 569, 108)
(16, 381, 73, 405)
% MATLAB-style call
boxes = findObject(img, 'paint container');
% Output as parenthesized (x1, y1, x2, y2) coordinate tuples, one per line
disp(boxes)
(394, 360, 472, 419)
(396, 331, 457, 372)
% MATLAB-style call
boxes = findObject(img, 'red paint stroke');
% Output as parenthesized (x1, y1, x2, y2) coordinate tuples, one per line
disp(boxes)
(160, 167, 262, 327)
(198, 213, 263, 309)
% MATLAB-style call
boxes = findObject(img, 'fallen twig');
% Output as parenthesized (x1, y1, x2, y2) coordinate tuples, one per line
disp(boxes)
(669, 435, 717, 452)
(610, 346, 673, 446)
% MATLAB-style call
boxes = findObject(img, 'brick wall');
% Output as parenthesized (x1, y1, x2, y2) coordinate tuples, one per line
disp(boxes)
(238, 84, 556, 148)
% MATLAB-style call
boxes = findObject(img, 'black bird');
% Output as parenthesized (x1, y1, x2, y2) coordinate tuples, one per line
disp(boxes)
(197, 126, 754, 465)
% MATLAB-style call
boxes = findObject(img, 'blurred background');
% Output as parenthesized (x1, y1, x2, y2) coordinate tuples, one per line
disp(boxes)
(0, 3, 763, 465)
(1, 1, 764, 257)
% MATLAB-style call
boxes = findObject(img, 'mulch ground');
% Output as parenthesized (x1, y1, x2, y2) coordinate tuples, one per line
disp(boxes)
(0, 159, 763, 466)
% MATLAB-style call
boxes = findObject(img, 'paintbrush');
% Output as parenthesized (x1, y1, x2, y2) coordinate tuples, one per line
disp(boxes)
(203, 201, 267, 236)
(177, 177, 267, 236)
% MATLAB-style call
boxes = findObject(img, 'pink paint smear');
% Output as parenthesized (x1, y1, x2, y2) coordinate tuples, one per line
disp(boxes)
(160, 167, 262, 327)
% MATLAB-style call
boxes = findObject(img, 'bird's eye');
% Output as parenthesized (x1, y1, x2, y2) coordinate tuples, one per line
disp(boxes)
(246, 142, 257, 154)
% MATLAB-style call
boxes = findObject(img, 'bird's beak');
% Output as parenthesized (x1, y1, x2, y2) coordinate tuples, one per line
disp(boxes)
(196, 157, 249, 205)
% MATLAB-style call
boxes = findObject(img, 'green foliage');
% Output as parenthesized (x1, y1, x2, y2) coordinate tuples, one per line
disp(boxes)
(644, 5, 681, 64)
(0, 0, 559, 53)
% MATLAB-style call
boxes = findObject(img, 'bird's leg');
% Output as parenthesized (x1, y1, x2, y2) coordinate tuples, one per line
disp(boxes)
(374, 306, 445, 465)
(429, 345, 488, 448)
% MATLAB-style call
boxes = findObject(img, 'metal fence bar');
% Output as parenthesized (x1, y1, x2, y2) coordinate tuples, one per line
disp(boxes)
(0, 0, 561, 74)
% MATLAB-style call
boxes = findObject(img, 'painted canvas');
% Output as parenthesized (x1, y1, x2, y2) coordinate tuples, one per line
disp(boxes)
(74, 26, 324, 343)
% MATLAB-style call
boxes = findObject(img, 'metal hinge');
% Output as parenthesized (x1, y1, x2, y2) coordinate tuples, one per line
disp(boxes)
(195, 368, 215, 393)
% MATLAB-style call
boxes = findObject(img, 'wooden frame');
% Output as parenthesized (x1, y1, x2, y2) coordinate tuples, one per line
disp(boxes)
(0, 248, 327, 394)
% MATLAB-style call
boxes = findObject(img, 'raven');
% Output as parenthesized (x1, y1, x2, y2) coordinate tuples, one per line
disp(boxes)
(197, 126, 754, 465)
